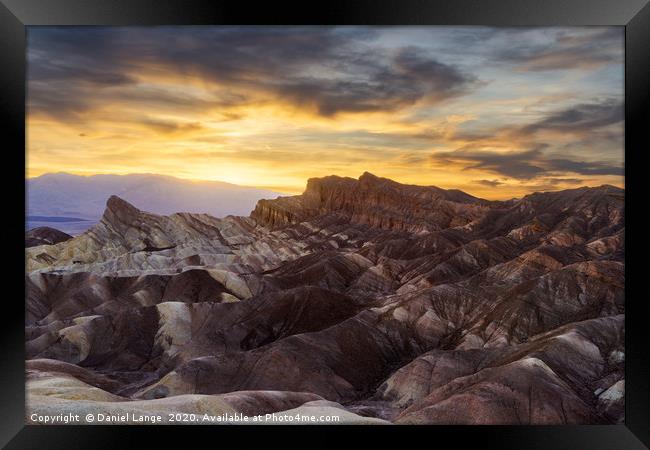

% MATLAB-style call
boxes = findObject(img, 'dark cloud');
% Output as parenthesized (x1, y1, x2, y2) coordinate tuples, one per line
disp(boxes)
(31, 65, 135, 86)
(28, 27, 475, 119)
(452, 98, 623, 144)
(493, 28, 622, 71)
(139, 119, 204, 134)
(432, 146, 623, 179)
(27, 84, 94, 119)
(544, 158, 623, 176)
(28, 72, 251, 121)
(392, 47, 475, 100)
(474, 179, 504, 187)
(28, 28, 139, 86)
(519, 99, 623, 136)
(434, 147, 547, 179)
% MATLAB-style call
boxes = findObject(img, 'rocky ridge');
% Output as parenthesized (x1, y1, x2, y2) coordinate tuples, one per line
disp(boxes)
(25, 173, 625, 424)
(26, 227, 73, 248)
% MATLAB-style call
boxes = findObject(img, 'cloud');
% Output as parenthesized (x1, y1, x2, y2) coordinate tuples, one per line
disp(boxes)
(518, 99, 623, 136)
(27, 74, 251, 122)
(431, 146, 623, 179)
(433, 147, 547, 179)
(28, 27, 476, 119)
(543, 158, 623, 176)
(139, 119, 204, 135)
(493, 28, 623, 71)
(474, 179, 504, 187)
(26, 26, 624, 196)
(473, 176, 585, 191)
(543, 177, 584, 185)
(452, 98, 623, 145)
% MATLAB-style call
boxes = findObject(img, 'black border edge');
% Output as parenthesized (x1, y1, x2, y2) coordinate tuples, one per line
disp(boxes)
(625, 1, 650, 447)
(1, 0, 649, 448)
(0, 0, 648, 25)
(0, 0, 26, 447)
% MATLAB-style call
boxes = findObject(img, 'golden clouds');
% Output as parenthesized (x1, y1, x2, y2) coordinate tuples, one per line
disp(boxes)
(27, 27, 624, 199)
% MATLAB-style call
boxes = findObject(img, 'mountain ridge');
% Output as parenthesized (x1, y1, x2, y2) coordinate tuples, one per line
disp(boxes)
(27, 172, 284, 234)
(25, 172, 625, 425)
(251, 172, 622, 233)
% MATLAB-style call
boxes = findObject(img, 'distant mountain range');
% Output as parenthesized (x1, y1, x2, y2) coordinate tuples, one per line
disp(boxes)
(26, 173, 282, 234)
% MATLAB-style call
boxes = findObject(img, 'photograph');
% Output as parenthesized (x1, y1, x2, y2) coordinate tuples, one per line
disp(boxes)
(24, 25, 626, 426)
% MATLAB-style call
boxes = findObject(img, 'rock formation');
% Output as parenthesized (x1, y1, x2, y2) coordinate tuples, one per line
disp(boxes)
(25, 173, 625, 424)
(26, 227, 73, 248)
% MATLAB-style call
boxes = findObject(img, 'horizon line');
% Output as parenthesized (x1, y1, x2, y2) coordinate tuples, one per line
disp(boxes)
(26, 170, 625, 201)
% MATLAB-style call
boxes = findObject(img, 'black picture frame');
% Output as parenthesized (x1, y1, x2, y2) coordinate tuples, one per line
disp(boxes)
(2, 0, 648, 448)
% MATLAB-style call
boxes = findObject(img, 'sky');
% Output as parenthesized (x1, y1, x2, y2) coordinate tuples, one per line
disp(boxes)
(26, 26, 624, 198)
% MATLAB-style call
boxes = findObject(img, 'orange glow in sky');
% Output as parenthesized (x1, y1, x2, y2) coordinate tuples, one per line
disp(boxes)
(27, 26, 624, 198)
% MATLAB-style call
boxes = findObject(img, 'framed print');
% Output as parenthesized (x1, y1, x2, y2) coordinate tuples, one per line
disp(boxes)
(1, 0, 648, 448)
